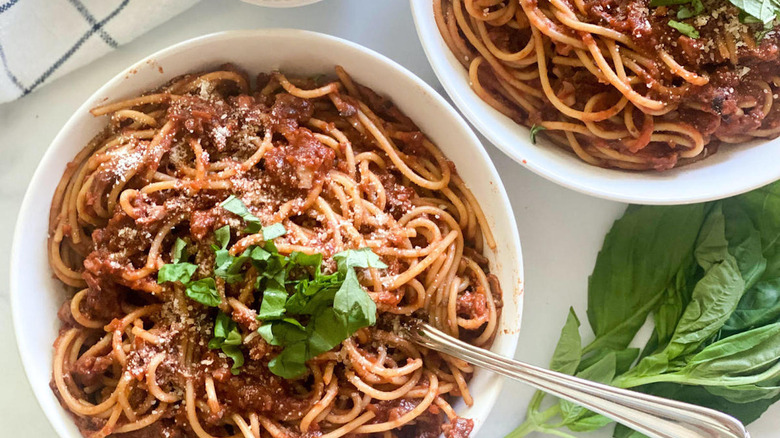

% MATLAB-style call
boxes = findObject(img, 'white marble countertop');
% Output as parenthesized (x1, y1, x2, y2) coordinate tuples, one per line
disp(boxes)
(0, 1, 777, 437)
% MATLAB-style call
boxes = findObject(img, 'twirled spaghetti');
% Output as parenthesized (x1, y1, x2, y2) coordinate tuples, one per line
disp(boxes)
(435, 0, 780, 170)
(48, 66, 501, 437)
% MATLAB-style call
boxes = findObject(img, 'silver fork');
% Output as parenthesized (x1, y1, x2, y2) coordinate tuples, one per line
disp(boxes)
(402, 320, 750, 438)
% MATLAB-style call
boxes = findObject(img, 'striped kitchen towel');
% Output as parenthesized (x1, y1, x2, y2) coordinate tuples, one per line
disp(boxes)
(0, 0, 200, 103)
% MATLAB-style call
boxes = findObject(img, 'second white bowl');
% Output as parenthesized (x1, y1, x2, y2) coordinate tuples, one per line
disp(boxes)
(410, 0, 780, 205)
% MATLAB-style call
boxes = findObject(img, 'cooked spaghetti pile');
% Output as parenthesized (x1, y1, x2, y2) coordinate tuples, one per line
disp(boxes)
(436, 0, 780, 170)
(48, 66, 501, 438)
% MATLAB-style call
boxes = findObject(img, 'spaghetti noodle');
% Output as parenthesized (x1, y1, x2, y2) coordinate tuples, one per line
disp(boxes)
(48, 66, 501, 438)
(435, 0, 780, 170)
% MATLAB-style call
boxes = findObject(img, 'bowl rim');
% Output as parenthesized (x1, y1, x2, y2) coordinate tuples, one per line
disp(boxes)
(240, 0, 325, 8)
(409, 0, 780, 205)
(10, 28, 524, 438)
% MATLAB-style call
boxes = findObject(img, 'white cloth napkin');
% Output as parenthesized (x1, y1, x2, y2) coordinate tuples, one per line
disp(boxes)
(0, 0, 200, 103)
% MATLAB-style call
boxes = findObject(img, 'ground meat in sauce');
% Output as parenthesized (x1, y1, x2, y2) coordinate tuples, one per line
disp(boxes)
(457, 289, 488, 320)
(264, 139, 335, 191)
(211, 366, 314, 421)
(443, 417, 475, 438)
(71, 354, 114, 386)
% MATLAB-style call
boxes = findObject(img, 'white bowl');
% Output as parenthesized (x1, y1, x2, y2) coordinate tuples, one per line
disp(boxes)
(10, 29, 523, 438)
(410, 1, 780, 205)
(240, 0, 324, 7)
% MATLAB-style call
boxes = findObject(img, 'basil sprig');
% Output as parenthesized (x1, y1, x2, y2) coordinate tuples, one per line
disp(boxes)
(509, 181, 780, 437)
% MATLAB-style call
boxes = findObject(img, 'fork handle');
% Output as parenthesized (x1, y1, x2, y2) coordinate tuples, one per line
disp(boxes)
(408, 323, 749, 438)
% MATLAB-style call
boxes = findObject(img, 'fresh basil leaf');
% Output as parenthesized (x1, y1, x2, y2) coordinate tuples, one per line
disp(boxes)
(222, 345, 244, 375)
(549, 308, 582, 375)
(561, 351, 617, 424)
(529, 124, 546, 144)
(289, 251, 323, 274)
(214, 311, 233, 339)
(262, 223, 287, 240)
(254, 248, 383, 379)
(260, 253, 289, 284)
(250, 246, 272, 262)
(653, 262, 696, 347)
(212, 225, 240, 282)
(614, 348, 641, 375)
(157, 262, 198, 284)
(285, 286, 338, 315)
(663, 255, 742, 357)
(668, 20, 700, 38)
(257, 324, 274, 344)
(665, 206, 748, 357)
(269, 342, 309, 379)
(215, 249, 253, 284)
(258, 320, 307, 346)
(172, 238, 188, 263)
(221, 195, 263, 234)
(209, 311, 244, 375)
(186, 277, 221, 307)
(682, 322, 780, 382)
(613, 422, 645, 438)
(578, 348, 639, 376)
(722, 200, 766, 290)
(282, 317, 305, 329)
(308, 307, 351, 356)
(257, 280, 289, 320)
(334, 248, 387, 274)
(724, 278, 780, 332)
(620, 207, 748, 381)
(214, 225, 231, 249)
(513, 181, 780, 438)
(207, 337, 222, 350)
(677, 0, 704, 18)
(333, 268, 377, 329)
(223, 328, 242, 347)
(739, 9, 763, 23)
(706, 383, 780, 403)
(730, 182, 780, 278)
(565, 412, 614, 432)
(586, 204, 706, 353)
(729, 0, 779, 24)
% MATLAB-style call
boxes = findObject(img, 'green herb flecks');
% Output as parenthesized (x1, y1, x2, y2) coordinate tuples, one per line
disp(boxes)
(530, 124, 546, 144)
(186, 278, 221, 307)
(677, 0, 704, 19)
(157, 238, 198, 284)
(209, 311, 245, 375)
(668, 20, 701, 38)
(221, 195, 289, 238)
